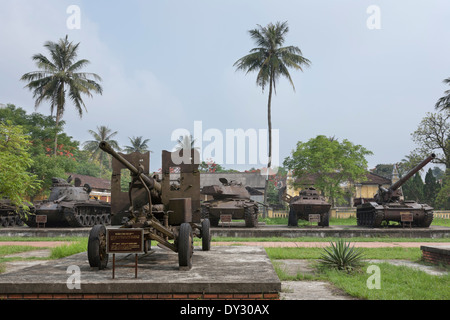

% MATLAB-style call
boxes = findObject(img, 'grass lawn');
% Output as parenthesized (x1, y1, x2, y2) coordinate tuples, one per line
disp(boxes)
(322, 262, 450, 300)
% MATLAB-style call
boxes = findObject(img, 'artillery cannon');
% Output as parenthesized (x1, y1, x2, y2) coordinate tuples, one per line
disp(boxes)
(87, 141, 210, 271)
(201, 178, 259, 227)
(357, 153, 436, 228)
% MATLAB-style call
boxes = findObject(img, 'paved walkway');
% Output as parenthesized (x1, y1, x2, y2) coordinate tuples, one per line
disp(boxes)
(0, 241, 449, 248)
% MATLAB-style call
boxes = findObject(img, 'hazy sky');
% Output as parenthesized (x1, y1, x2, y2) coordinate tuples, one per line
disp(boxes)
(1, 0, 449, 172)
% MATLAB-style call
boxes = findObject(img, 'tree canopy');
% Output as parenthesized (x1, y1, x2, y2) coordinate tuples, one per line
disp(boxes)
(283, 135, 373, 206)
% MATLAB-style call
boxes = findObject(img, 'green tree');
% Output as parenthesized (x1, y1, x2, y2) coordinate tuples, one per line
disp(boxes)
(82, 125, 120, 172)
(410, 111, 450, 168)
(0, 104, 79, 198)
(0, 121, 41, 207)
(402, 173, 424, 202)
(435, 77, 450, 111)
(283, 135, 373, 206)
(233, 21, 311, 210)
(20, 35, 103, 156)
(123, 136, 151, 153)
(423, 168, 440, 207)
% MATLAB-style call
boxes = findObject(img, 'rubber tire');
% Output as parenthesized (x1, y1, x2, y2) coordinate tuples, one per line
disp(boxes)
(201, 219, 211, 251)
(87, 225, 108, 270)
(178, 223, 193, 269)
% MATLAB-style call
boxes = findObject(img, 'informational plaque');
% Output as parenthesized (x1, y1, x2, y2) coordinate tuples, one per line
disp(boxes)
(400, 212, 413, 222)
(308, 214, 321, 223)
(106, 228, 144, 254)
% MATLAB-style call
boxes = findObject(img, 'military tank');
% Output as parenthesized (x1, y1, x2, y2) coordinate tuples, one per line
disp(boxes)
(201, 178, 259, 227)
(284, 187, 331, 227)
(0, 199, 30, 227)
(25, 176, 111, 228)
(357, 154, 436, 228)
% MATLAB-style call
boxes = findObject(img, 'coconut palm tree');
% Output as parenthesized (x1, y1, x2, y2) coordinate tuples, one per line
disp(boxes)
(175, 134, 198, 151)
(123, 136, 151, 153)
(82, 126, 120, 171)
(21, 35, 103, 155)
(435, 78, 450, 111)
(233, 21, 311, 211)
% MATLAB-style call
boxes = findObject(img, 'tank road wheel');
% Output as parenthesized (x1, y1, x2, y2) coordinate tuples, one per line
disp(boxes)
(417, 210, 434, 228)
(178, 223, 193, 270)
(201, 219, 211, 251)
(88, 225, 109, 270)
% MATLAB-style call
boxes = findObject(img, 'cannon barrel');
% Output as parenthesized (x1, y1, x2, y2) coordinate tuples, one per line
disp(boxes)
(99, 141, 162, 193)
(389, 153, 436, 192)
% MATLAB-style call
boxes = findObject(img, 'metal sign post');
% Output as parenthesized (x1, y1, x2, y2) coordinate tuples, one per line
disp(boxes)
(106, 228, 144, 279)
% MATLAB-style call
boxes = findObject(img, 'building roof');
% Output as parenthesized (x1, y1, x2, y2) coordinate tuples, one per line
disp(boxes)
(68, 173, 111, 191)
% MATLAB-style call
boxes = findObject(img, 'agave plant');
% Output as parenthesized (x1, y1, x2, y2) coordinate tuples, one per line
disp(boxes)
(318, 239, 365, 272)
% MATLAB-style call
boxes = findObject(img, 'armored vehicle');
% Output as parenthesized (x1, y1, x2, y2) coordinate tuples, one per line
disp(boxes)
(284, 187, 331, 227)
(0, 199, 29, 227)
(357, 154, 435, 228)
(87, 141, 210, 271)
(201, 178, 259, 227)
(25, 176, 111, 228)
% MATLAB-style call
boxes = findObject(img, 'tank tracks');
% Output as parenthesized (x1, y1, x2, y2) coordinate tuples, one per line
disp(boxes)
(244, 204, 258, 228)
(0, 214, 25, 228)
(67, 205, 111, 227)
(416, 210, 434, 228)
(356, 207, 385, 228)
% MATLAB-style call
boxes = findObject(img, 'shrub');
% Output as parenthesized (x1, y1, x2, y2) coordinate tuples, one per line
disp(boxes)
(318, 239, 365, 272)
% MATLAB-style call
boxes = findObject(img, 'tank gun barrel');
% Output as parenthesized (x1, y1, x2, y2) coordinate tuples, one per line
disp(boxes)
(389, 153, 436, 192)
(99, 141, 161, 193)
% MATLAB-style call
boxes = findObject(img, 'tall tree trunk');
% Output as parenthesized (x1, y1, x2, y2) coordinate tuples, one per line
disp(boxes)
(53, 114, 60, 156)
(263, 72, 274, 218)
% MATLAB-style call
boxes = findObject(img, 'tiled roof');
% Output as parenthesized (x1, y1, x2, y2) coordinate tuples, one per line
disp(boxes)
(67, 173, 111, 190)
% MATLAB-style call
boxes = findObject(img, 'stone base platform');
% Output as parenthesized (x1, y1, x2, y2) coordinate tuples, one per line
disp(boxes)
(0, 246, 281, 300)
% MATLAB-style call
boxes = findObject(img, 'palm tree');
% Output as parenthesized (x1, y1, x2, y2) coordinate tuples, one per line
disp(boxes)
(21, 35, 103, 155)
(233, 21, 311, 212)
(123, 136, 151, 153)
(435, 78, 450, 111)
(82, 126, 120, 171)
(175, 135, 198, 151)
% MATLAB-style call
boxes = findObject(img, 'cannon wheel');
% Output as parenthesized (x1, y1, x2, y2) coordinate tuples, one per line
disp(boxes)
(201, 219, 211, 251)
(178, 223, 193, 269)
(88, 225, 108, 270)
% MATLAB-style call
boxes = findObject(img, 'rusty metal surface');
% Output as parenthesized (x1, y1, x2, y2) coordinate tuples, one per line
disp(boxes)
(285, 187, 331, 227)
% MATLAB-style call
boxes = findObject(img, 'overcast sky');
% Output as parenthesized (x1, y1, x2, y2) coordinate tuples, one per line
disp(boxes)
(1, 0, 449, 172)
